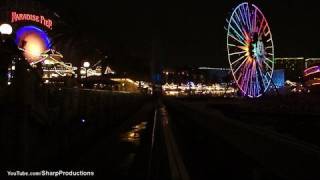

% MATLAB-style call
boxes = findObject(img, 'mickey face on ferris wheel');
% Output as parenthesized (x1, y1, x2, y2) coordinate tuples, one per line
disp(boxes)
(249, 33, 267, 61)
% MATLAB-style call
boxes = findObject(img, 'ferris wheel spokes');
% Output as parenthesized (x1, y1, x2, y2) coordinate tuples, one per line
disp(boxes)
(227, 2, 274, 98)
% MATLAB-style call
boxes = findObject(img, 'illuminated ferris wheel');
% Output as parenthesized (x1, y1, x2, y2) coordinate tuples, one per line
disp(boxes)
(227, 2, 274, 98)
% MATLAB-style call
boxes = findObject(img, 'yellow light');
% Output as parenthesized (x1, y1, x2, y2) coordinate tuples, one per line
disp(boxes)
(129, 132, 135, 138)
(29, 44, 41, 56)
(23, 34, 46, 62)
(44, 59, 52, 65)
(80, 67, 86, 75)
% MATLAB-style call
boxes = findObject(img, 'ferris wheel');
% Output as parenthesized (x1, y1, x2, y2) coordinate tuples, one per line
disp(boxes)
(227, 2, 274, 98)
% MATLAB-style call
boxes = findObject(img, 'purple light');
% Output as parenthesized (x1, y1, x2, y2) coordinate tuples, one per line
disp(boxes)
(15, 25, 51, 48)
(304, 66, 320, 76)
(15, 25, 51, 63)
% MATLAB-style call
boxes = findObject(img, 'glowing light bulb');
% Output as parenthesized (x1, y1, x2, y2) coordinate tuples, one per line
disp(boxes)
(83, 62, 90, 68)
(23, 34, 46, 62)
(0, 23, 13, 35)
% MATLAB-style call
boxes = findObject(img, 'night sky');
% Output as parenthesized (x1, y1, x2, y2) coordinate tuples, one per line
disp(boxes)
(39, 0, 320, 74)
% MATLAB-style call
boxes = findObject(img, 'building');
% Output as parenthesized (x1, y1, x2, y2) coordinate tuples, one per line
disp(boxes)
(304, 65, 320, 92)
(198, 67, 231, 83)
(162, 67, 231, 85)
(275, 57, 320, 82)
(305, 58, 320, 68)
(275, 57, 305, 82)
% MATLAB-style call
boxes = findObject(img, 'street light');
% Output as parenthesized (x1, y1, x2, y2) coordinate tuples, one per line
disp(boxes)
(0, 23, 13, 35)
(83, 61, 90, 68)
(0, 23, 13, 86)
(83, 61, 90, 80)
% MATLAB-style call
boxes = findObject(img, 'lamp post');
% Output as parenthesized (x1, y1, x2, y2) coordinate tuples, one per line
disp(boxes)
(83, 61, 90, 78)
(165, 71, 169, 84)
(0, 23, 13, 86)
(83, 61, 90, 88)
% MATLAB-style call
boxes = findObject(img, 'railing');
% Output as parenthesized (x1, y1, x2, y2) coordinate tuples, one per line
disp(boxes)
(165, 98, 320, 180)
(0, 86, 149, 169)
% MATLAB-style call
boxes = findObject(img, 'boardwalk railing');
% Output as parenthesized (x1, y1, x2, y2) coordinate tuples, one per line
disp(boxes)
(165, 98, 320, 180)
(0, 87, 149, 169)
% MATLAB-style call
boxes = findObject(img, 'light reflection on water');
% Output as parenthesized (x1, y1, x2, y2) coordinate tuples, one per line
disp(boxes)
(120, 121, 148, 145)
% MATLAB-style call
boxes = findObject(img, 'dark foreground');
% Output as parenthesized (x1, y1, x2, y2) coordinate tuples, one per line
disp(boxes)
(1, 87, 320, 179)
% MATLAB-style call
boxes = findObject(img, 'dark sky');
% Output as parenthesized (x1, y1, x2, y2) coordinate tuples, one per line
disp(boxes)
(39, 0, 320, 71)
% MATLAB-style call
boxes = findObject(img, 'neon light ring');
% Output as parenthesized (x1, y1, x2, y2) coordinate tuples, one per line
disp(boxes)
(226, 2, 275, 98)
(15, 26, 51, 63)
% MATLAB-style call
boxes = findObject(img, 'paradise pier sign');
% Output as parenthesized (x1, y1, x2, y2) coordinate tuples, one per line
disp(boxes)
(11, 11, 53, 30)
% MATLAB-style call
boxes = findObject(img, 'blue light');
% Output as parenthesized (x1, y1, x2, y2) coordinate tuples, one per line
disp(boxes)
(272, 69, 285, 88)
(15, 25, 51, 49)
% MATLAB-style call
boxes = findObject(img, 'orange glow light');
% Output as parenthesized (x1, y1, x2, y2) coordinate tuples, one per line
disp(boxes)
(23, 34, 47, 62)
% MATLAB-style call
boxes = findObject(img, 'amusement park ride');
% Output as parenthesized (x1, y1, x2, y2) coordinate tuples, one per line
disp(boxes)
(5, 1, 280, 97)
(2, 6, 76, 79)
(4, 21, 74, 79)
(18, 46, 75, 78)
(226, 2, 275, 98)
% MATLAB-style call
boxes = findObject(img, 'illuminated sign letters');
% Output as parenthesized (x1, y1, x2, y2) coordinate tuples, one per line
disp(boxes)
(11, 11, 53, 30)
